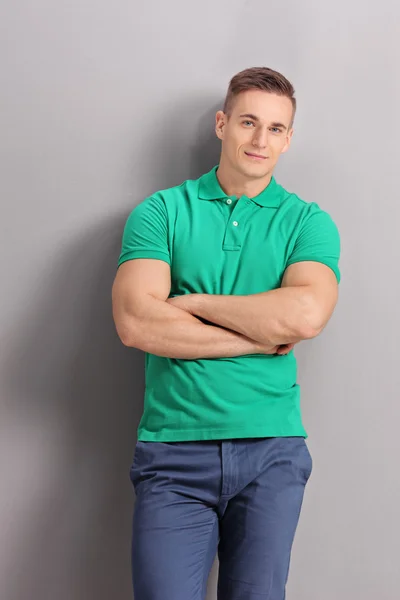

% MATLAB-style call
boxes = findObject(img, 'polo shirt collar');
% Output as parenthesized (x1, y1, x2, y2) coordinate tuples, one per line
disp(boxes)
(198, 165, 281, 208)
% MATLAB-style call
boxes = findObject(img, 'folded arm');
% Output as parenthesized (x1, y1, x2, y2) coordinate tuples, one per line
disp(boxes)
(168, 261, 339, 346)
(112, 259, 282, 360)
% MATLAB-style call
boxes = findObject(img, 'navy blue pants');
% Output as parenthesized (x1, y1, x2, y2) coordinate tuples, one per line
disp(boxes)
(129, 436, 313, 600)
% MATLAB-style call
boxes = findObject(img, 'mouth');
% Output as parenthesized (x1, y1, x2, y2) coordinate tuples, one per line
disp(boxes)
(244, 152, 267, 160)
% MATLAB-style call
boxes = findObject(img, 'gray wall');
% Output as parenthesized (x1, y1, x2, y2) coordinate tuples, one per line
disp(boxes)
(1, 1, 399, 599)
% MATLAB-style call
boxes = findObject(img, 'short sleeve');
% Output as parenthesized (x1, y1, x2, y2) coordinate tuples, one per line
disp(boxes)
(286, 204, 341, 283)
(117, 195, 170, 268)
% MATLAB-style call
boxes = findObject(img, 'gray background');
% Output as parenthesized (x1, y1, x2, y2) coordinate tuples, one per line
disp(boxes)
(1, 1, 399, 599)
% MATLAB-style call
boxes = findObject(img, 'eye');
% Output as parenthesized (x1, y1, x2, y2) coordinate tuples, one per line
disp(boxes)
(270, 127, 282, 133)
(242, 120, 255, 127)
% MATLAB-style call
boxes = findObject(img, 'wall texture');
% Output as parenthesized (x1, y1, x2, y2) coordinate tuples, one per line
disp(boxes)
(1, 1, 399, 598)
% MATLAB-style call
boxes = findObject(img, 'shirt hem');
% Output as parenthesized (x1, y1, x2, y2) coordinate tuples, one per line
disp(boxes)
(137, 425, 308, 442)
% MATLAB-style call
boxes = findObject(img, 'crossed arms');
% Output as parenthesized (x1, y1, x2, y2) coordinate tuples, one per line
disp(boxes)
(111, 258, 338, 360)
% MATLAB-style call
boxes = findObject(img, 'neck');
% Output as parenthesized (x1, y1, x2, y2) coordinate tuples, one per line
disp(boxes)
(216, 154, 273, 198)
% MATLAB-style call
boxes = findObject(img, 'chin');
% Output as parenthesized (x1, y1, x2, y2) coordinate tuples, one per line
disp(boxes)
(240, 162, 269, 178)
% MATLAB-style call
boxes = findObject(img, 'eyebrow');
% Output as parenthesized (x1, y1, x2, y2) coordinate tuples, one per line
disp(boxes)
(238, 113, 288, 131)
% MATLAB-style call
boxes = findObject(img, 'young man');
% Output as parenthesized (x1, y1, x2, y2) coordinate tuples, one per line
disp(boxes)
(112, 66, 340, 600)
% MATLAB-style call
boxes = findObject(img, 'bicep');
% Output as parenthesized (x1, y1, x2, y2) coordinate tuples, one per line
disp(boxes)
(281, 261, 338, 332)
(112, 258, 171, 342)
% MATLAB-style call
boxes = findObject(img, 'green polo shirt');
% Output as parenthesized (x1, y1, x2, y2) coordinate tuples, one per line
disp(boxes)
(118, 165, 341, 441)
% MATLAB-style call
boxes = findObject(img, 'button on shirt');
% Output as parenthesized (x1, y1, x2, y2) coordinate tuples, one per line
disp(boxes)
(118, 164, 341, 442)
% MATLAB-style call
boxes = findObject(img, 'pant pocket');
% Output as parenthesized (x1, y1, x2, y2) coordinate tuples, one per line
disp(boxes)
(129, 441, 150, 487)
(300, 439, 313, 482)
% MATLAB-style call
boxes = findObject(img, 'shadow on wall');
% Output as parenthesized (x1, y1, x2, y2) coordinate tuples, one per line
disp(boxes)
(124, 97, 222, 193)
(188, 100, 222, 180)
(1, 216, 143, 600)
(0, 98, 223, 600)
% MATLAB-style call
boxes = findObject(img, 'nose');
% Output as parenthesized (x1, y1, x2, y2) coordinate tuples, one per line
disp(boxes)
(252, 126, 268, 149)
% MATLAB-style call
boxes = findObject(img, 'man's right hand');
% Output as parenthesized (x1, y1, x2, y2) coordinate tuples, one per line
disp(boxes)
(255, 342, 296, 356)
(276, 342, 296, 355)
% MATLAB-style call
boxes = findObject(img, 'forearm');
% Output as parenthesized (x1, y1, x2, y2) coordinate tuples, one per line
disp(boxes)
(121, 296, 265, 359)
(187, 287, 319, 346)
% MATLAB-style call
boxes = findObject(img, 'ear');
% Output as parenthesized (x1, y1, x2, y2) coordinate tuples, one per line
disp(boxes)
(280, 128, 294, 154)
(215, 110, 226, 140)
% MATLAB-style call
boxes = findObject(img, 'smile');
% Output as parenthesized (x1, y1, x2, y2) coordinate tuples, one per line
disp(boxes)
(245, 152, 267, 160)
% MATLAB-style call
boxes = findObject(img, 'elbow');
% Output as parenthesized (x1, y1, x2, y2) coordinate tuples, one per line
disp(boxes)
(115, 319, 141, 348)
(299, 321, 322, 340)
(299, 292, 325, 339)
(119, 330, 136, 348)
(117, 327, 135, 348)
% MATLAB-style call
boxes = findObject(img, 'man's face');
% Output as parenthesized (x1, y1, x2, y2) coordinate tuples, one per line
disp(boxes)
(215, 89, 294, 179)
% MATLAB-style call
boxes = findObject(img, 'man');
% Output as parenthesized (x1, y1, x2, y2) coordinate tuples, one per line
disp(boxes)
(112, 66, 340, 600)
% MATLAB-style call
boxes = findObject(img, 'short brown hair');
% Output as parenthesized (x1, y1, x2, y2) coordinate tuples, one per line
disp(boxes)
(223, 66, 296, 126)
